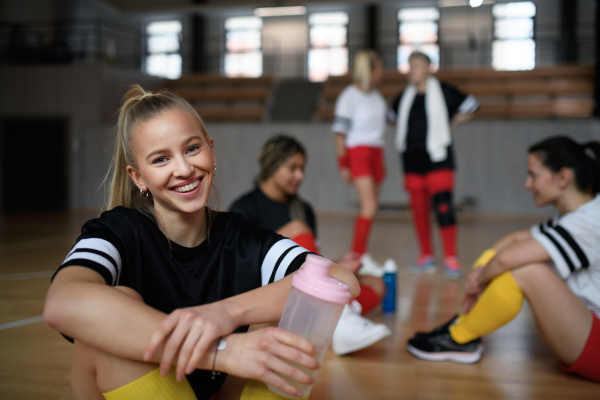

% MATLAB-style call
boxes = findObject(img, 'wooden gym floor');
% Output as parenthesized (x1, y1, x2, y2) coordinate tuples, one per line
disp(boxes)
(0, 211, 599, 399)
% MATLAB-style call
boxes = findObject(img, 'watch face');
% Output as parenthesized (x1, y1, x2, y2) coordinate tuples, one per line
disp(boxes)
(217, 339, 228, 351)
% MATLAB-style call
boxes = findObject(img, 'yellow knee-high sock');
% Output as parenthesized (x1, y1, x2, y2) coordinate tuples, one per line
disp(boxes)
(449, 272, 524, 344)
(239, 380, 309, 400)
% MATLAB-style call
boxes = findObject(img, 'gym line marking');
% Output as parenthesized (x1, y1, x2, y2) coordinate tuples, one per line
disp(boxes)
(0, 235, 74, 253)
(0, 271, 54, 281)
(0, 316, 44, 331)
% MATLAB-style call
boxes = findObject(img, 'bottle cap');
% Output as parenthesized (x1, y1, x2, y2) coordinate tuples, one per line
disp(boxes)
(291, 254, 351, 304)
(383, 259, 398, 273)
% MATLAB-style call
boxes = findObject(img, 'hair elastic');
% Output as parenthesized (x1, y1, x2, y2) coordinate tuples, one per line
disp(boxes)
(585, 146, 596, 161)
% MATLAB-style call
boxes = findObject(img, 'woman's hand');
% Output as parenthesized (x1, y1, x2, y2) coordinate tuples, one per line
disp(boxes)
(143, 301, 240, 381)
(461, 267, 485, 313)
(340, 168, 353, 185)
(336, 251, 361, 274)
(218, 327, 319, 398)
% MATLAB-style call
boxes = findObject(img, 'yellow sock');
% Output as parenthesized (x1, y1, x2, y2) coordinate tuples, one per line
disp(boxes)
(103, 369, 196, 400)
(239, 380, 309, 400)
(449, 272, 524, 344)
(472, 249, 497, 270)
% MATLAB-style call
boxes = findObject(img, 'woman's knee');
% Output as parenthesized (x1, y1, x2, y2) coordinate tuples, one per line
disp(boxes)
(277, 220, 312, 238)
(114, 286, 144, 302)
(509, 262, 556, 292)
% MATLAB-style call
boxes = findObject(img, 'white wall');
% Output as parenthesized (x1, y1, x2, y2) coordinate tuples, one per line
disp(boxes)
(208, 118, 599, 215)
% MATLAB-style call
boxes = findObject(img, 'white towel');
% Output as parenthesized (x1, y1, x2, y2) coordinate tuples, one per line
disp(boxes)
(395, 76, 451, 162)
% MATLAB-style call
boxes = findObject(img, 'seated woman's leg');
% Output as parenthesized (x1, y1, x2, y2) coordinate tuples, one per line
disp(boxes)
(71, 286, 197, 400)
(510, 263, 593, 365)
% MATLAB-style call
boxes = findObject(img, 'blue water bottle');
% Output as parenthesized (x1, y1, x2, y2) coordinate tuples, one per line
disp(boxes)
(382, 259, 398, 313)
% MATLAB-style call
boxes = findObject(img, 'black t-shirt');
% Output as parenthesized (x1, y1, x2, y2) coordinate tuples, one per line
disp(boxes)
(229, 188, 317, 235)
(54, 206, 309, 399)
(390, 83, 470, 173)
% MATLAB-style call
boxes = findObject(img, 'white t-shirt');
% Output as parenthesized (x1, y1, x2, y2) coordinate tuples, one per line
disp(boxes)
(531, 195, 600, 316)
(331, 84, 387, 148)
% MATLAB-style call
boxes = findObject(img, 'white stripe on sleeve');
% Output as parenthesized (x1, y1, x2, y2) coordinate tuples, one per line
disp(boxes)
(261, 239, 298, 286)
(457, 95, 479, 114)
(65, 238, 122, 284)
(63, 251, 119, 285)
(273, 246, 309, 283)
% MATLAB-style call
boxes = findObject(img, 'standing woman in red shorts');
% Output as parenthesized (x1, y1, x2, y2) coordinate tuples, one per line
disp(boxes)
(389, 51, 479, 279)
(333, 50, 387, 271)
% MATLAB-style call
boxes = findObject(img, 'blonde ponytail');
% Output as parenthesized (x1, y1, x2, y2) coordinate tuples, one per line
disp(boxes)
(353, 50, 380, 92)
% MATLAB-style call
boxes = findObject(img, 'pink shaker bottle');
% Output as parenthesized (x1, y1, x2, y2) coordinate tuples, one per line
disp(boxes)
(268, 254, 350, 398)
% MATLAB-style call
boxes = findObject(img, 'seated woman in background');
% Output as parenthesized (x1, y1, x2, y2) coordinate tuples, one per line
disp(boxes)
(230, 135, 391, 356)
(44, 86, 359, 400)
(407, 136, 600, 383)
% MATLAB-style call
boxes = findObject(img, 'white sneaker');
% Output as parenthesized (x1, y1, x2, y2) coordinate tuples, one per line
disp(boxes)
(358, 253, 385, 278)
(331, 300, 391, 356)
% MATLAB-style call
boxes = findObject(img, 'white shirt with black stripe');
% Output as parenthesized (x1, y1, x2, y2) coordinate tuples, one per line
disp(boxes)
(332, 84, 387, 149)
(53, 206, 310, 399)
(531, 195, 600, 315)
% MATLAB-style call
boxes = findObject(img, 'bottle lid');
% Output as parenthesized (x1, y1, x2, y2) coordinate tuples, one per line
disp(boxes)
(383, 259, 398, 273)
(291, 254, 351, 304)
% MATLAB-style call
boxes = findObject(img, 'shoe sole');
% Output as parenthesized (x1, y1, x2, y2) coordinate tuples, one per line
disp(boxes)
(333, 328, 392, 356)
(406, 343, 483, 364)
(408, 266, 438, 275)
(444, 270, 462, 280)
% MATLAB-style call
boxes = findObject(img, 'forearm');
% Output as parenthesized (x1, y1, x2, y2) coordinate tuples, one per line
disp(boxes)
(478, 238, 548, 285)
(45, 272, 218, 370)
(491, 229, 531, 252)
(335, 134, 347, 157)
(227, 263, 360, 327)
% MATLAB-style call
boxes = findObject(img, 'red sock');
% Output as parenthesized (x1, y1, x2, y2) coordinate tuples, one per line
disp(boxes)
(351, 216, 372, 257)
(409, 190, 433, 256)
(440, 225, 457, 257)
(354, 284, 381, 315)
(291, 232, 321, 254)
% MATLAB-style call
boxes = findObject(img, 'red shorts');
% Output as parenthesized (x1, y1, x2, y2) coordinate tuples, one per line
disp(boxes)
(562, 312, 600, 382)
(347, 146, 386, 184)
(404, 169, 454, 193)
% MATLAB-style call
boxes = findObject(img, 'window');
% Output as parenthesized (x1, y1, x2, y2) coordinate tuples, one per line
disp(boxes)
(308, 12, 349, 82)
(224, 17, 263, 78)
(145, 21, 182, 80)
(492, 2, 536, 71)
(397, 7, 440, 73)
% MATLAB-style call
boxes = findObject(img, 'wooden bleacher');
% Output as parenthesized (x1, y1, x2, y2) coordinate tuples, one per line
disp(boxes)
(319, 65, 594, 120)
(169, 74, 274, 122)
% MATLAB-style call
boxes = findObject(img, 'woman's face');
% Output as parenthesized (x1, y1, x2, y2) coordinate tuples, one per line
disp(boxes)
(371, 59, 384, 88)
(270, 152, 306, 197)
(127, 109, 215, 217)
(407, 57, 431, 85)
(525, 153, 563, 207)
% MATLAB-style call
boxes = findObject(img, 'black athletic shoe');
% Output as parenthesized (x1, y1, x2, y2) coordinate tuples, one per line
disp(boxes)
(406, 320, 483, 364)
(412, 314, 459, 338)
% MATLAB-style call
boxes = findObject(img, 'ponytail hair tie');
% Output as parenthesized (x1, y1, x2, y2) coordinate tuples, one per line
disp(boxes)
(585, 146, 597, 161)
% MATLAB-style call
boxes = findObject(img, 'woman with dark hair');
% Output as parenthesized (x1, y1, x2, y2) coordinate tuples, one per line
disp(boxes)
(389, 51, 479, 279)
(406, 136, 600, 383)
(230, 135, 391, 356)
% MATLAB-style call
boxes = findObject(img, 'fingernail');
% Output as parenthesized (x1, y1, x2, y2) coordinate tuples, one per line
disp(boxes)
(186, 366, 193, 374)
(160, 369, 167, 377)
(143, 352, 150, 361)
(296, 390, 304, 398)
(177, 373, 183, 382)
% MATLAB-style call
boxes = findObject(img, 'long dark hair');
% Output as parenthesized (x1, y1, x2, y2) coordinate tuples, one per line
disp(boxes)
(256, 135, 307, 222)
(528, 135, 600, 194)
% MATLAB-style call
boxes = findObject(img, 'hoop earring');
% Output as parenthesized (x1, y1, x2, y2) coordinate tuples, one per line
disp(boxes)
(140, 187, 149, 200)
(214, 164, 217, 178)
